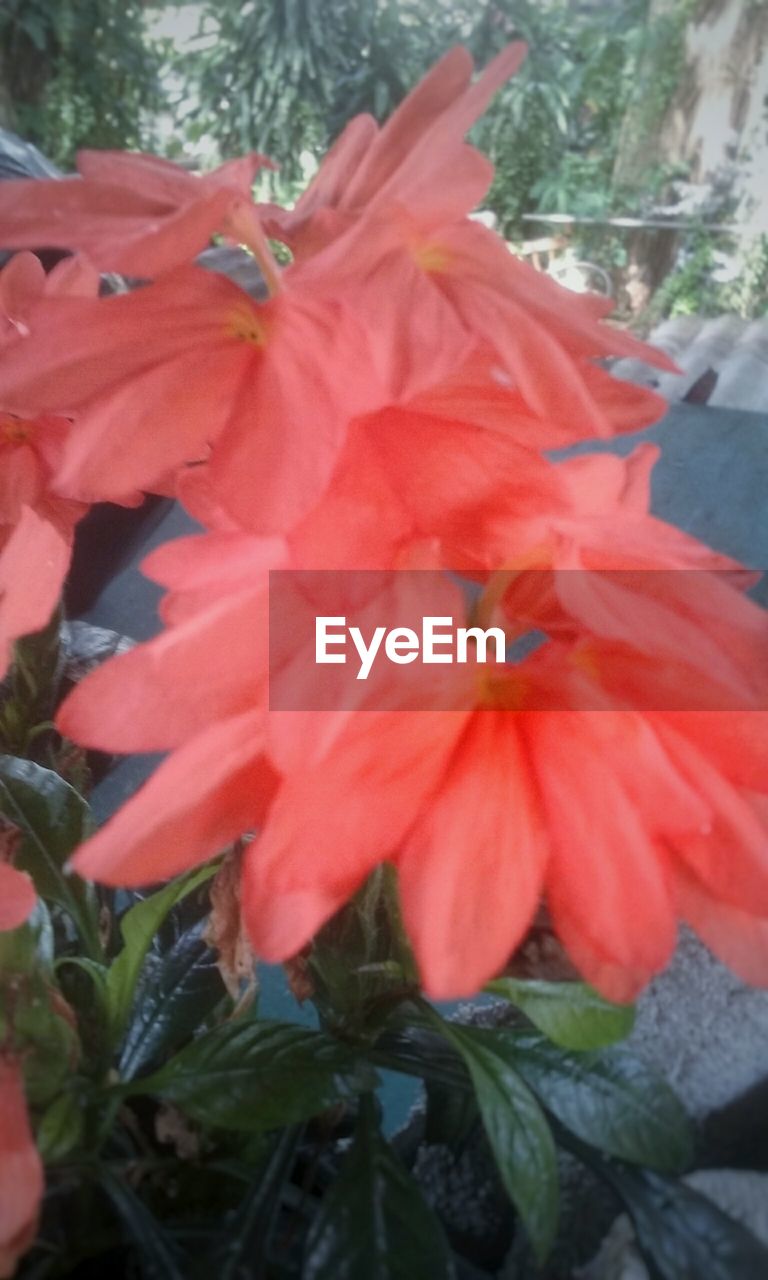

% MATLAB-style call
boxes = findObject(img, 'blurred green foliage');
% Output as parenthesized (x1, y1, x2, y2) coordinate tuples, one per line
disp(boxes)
(181, 0, 653, 233)
(0, 0, 164, 167)
(2, 0, 761, 319)
(650, 232, 768, 323)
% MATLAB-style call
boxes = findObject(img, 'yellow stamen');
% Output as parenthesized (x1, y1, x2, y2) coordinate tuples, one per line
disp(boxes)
(477, 667, 529, 711)
(227, 306, 269, 347)
(413, 242, 451, 274)
(471, 545, 554, 631)
(0, 413, 33, 444)
(570, 644, 601, 682)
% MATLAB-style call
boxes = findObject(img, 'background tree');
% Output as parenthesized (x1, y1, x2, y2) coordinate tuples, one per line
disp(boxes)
(180, 0, 650, 232)
(0, 0, 165, 168)
(614, 0, 768, 316)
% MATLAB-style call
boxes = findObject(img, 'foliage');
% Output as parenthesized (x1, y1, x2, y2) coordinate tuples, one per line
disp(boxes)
(1, 12, 766, 1273)
(180, 0, 650, 230)
(647, 231, 768, 323)
(0, 0, 165, 168)
(1, 691, 765, 1276)
(469, 0, 649, 235)
(719, 233, 768, 319)
(178, 0, 465, 199)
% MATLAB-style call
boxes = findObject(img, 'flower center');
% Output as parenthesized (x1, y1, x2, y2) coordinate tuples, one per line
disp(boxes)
(227, 305, 269, 346)
(0, 412, 34, 444)
(477, 667, 529, 711)
(413, 242, 451, 274)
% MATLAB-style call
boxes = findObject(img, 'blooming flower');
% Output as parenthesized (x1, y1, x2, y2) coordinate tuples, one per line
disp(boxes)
(241, 686, 768, 1004)
(58, 546, 768, 1003)
(2, 39, 763, 1020)
(0, 261, 390, 530)
(0, 254, 88, 677)
(0, 1055, 43, 1280)
(260, 45, 527, 256)
(289, 213, 675, 439)
(263, 43, 676, 433)
(0, 151, 273, 278)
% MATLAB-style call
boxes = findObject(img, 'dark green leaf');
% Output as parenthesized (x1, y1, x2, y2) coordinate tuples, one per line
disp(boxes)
(372, 1027, 470, 1094)
(304, 1099, 454, 1280)
(198, 1126, 303, 1280)
(485, 979, 635, 1050)
(132, 1020, 378, 1131)
(424, 1073, 479, 1149)
(0, 910, 79, 1106)
(0, 898, 55, 974)
(106, 864, 215, 1045)
(119, 919, 224, 1079)
(36, 1090, 83, 1161)
(490, 1028, 693, 1173)
(0, 605, 62, 754)
(432, 1019, 558, 1263)
(0, 755, 100, 955)
(589, 1158, 768, 1280)
(55, 955, 109, 1007)
(98, 1168, 188, 1280)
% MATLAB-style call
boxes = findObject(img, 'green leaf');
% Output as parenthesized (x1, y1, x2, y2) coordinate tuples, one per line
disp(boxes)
(586, 1157, 768, 1280)
(198, 1126, 303, 1280)
(0, 910, 79, 1107)
(55, 956, 109, 1007)
(36, 1090, 83, 1162)
(97, 1167, 188, 1280)
(424, 1073, 479, 1149)
(0, 606, 62, 754)
(119, 919, 224, 1080)
(19, 13, 48, 52)
(490, 1029, 693, 1173)
(105, 864, 215, 1045)
(131, 1020, 378, 1132)
(0, 755, 100, 957)
(430, 1018, 558, 1263)
(303, 1098, 454, 1280)
(0, 898, 55, 975)
(485, 979, 635, 1050)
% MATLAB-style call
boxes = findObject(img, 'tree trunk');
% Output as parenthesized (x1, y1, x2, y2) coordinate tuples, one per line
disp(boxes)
(613, 0, 768, 309)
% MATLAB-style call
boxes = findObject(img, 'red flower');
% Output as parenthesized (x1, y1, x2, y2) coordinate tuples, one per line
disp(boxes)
(0, 264, 387, 530)
(289, 215, 674, 439)
(242, 694, 768, 1004)
(0, 1055, 43, 1279)
(0, 864, 35, 933)
(0, 254, 88, 677)
(7, 42, 764, 1013)
(261, 45, 527, 256)
(58, 549, 768, 1003)
(0, 151, 273, 278)
(262, 43, 675, 434)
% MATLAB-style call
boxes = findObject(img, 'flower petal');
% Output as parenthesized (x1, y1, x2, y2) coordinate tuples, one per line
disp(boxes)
(0, 506, 70, 681)
(242, 710, 468, 960)
(398, 711, 548, 998)
(532, 713, 678, 1001)
(0, 865, 36, 932)
(672, 859, 768, 986)
(57, 589, 268, 753)
(70, 711, 272, 886)
(0, 1055, 43, 1280)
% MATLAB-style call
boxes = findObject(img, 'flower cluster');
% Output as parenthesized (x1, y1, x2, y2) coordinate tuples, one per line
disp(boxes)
(1, 46, 768, 1270)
